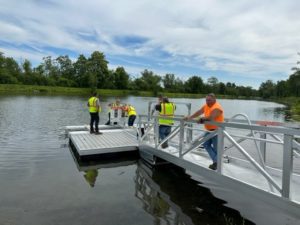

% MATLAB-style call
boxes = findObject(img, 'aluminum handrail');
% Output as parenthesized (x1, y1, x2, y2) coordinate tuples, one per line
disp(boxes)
(137, 114, 299, 199)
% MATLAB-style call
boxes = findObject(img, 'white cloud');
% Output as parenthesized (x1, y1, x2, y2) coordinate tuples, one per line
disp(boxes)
(0, 0, 300, 88)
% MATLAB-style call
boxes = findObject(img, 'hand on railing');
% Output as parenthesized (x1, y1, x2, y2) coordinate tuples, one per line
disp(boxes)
(198, 117, 205, 124)
(183, 116, 191, 121)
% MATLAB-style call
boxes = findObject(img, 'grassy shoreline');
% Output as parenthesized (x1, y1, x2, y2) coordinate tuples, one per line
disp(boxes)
(1, 84, 299, 120)
(0, 84, 249, 98)
(272, 97, 300, 121)
(0, 84, 229, 98)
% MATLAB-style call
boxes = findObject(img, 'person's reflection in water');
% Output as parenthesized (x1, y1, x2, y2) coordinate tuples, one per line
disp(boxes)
(84, 169, 98, 187)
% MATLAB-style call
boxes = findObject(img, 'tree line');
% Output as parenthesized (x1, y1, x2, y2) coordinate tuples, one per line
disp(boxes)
(0, 51, 299, 98)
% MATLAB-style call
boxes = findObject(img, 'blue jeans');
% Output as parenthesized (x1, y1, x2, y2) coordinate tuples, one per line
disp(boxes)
(159, 125, 171, 143)
(203, 131, 218, 163)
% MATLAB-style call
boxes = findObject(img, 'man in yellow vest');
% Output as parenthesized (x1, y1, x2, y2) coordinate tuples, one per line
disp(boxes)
(123, 104, 137, 127)
(155, 97, 176, 148)
(184, 93, 224, 170)
(87, 92, 102, 134)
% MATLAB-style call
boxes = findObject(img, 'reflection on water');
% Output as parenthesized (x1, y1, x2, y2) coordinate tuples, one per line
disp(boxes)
(134, 161, 254, 225)
(263, 106, 292, 121)
(84, 169, 98, 187)
(70, 147, 254, 225)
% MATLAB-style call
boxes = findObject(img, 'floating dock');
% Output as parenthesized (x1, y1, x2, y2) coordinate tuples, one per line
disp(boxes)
(66, 125, 138, 157)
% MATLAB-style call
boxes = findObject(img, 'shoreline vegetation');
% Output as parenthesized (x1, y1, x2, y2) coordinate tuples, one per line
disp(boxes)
(1, 84, 299, 121)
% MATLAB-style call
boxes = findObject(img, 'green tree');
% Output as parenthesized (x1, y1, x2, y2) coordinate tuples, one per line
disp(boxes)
(287, 72, 300, 96)
(286, 52, 300, 96)
(113, 67, 129, 89)
(237, 86, 256, 97)
(163, 74, 176, 90)
(259, 80, 276, 98)
(225, 82, 237, 96)
(0, 53, 20, 84)
(87, 51, 109, 89)
(275, 80, 288, 97)
(184, 76, 204, 93)
(134, 70, 162, 93)
(173, 77, 185, 93)
(22, 59, 33, 84)
(218, 82, 226, 95)
(207, 76, 219, 93)
(56, 55, 74, 79)
(73, 54, 88, 87)
(41, 56, 59, 84)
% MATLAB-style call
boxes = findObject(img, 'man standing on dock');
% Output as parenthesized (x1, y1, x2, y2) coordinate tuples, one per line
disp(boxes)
(184, 93, 224, 170)
(155, 96, 176, 148)
(87, 92, 102, 135)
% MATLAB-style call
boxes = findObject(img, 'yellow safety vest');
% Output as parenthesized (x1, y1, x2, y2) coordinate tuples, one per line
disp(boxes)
(88, 97, 101, 113)
(159, 103, 175, 125)
(127, 106, 137, 116)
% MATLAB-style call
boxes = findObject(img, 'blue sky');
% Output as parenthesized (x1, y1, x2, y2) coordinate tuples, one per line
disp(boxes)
(0, 0, 299, 89)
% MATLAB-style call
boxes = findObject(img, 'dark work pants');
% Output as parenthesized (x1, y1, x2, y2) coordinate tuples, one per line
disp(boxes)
(90, 113, 99, 132)
(128, 115, 136, 126)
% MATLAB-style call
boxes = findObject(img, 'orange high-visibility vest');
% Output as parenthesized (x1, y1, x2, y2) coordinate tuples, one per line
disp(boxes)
(203, 102, 224, 130)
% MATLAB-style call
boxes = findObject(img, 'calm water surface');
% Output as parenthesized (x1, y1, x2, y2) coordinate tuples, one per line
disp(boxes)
(0, 95, 295, 225)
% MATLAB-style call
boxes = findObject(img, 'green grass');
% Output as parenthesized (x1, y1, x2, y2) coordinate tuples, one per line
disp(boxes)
(0, 84, 233, 99)
(0, 84, 152, 97)
(0, 84, 90, 95)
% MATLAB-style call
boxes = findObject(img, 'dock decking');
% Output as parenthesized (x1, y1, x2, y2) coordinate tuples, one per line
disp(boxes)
(68, 127, 138, 156)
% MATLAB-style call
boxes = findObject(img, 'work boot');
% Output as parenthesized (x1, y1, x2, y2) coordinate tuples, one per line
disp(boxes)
(161, 142, 169, 149)
(90, 130, 95, 134)
(208, 162, 217, 170)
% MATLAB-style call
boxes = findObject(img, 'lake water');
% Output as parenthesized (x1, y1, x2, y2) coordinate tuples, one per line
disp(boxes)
(0, 95, 295, 225)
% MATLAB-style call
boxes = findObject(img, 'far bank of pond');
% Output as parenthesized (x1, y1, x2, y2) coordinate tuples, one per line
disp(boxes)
(1, 84, 299, 121)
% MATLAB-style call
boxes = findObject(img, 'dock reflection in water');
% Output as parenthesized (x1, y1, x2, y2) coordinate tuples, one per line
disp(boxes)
(71, 151, 253, 225)
(134, 161, 254, 225)
(75, 155, 254, 225)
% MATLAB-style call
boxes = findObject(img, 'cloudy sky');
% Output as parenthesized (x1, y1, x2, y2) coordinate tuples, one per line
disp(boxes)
(1, 0, 299, 88)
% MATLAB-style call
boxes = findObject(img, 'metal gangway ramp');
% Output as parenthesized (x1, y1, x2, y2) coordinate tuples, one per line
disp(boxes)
(136, 114, 300, 216)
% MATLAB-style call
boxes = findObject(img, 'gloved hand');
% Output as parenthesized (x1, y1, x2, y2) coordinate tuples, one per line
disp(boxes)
(198, 117, 205, 124)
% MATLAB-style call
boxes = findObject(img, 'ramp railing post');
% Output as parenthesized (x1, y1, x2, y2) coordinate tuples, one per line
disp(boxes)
(179, 119, 185, 158)
(154, 117, 159, 148)
(217, 127, 225, 174)
(186, 103, 192, 144)
(137, 116, 141, 143)
(282, 134, 293, 199)
(260, 132, 267, 163)
(147, 102, 152, 122)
